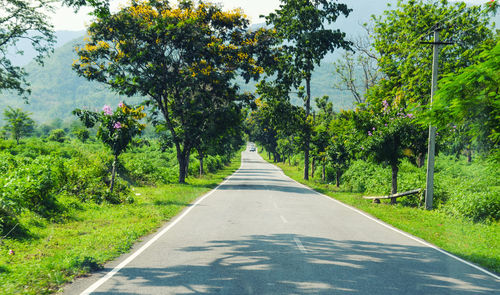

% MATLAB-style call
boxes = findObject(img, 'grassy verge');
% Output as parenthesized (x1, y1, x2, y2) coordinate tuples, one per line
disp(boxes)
(260, 151, 500, 275)
(0, 152, 241, 294)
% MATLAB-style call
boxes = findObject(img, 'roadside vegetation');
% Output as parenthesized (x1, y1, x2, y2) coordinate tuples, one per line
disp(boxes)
(0, 135, 241, 294)
(259, 151, 499, 274)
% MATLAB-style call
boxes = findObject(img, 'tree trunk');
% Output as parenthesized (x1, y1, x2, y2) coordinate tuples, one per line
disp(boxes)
(391, 163, 398, 204)
(467, 148, 472, 163)
(178, 152, 189, 184)
(110, 154, 118, 193)
(336, 169, 341, 188)
(185, 150, 190, 177)
(322, 162, 326, 181)
(198, 149, 204, 177)
(311, 157, 315, 179)
(304, 76, 311, 180)
(417, 153, 425, 168)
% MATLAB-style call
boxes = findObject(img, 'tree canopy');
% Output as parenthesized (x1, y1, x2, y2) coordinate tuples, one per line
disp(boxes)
(0, 0, 56, 98)
(73, 0, 271, 183)
(264, 0, 351, 180)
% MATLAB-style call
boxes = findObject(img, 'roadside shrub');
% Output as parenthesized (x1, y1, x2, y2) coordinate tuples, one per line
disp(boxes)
(341, 160, 390, 193)
(48, 129, 67, 143)
(0, 156, 63, 218)
(444, 189, 500, 222)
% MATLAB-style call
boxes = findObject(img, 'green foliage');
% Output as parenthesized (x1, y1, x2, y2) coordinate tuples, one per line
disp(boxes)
(73, 128, 90, 142)
(426, 40, 500, 160)
(265, 0, 352, 87)
(0, 0, 55, 98)
(340, 155, 500, 221)
(0, 152, 241, 294)
(74, 103, 146, 157)
(48, 129, 67, 143)
(74, 103, 146, 192)
(371, 0, 495, 107)
(264, 0, 352, 179)
(73, 0, 265, 183)
(2, 107, 35, 144)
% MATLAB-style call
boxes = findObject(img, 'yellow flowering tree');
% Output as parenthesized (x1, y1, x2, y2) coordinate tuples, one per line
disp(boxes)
(73, 0, 272, 183)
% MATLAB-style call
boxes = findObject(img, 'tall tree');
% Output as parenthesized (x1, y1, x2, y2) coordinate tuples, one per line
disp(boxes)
(265, 0, 351, 180)
(0, 0, 56, 98)
(2, 106, 35, 144)
(333, 31, 381, 104)
(73, 0, 269, 183)
(370, 0, 495, 108)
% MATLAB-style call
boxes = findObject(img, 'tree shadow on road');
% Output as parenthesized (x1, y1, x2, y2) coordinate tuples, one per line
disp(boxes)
(92, 234, 498, 294)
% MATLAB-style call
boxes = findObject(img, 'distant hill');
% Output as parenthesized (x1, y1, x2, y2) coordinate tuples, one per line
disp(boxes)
(6, 30, 86, 67)
(0, 37, 141, 123)
(0, 36, 354, 123)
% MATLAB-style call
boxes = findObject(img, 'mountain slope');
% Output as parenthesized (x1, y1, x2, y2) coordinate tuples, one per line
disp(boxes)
(0, 37, 141, 123)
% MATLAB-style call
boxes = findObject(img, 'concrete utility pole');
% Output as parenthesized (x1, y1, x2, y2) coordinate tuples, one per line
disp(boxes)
(421, 26, 453, 210)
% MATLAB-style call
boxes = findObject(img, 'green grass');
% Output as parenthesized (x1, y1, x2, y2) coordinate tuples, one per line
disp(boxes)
(260, 152, 500, 275)
(0, 152, 241, 294)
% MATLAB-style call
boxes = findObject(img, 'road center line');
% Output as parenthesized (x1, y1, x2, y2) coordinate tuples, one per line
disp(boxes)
(294, 237, 307, 253)
(280, 215, 288, 224)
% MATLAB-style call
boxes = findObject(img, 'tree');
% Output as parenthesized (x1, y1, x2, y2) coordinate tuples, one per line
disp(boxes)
(2, 106, 34, 144)
(0, 0, 56, 98)
(311, 96, 334, 180)
(351, 101, 427, 201)
(371, 0, 495, 108)
(73, 0, 269, 183)
(333, 31, 381, 104)
(265, 0, 352, 180)
(73, 128, 90, 142)
(426, 40, 500, 161)
(48, 128, 67, 142)
(73, 103, 146, 192)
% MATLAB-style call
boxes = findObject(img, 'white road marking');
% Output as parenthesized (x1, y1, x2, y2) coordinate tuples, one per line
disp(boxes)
(278, 162, 500, 281)
(79, 164, 242, 295)
(280, 215, 288, 224)
(294, 237, 307, 253)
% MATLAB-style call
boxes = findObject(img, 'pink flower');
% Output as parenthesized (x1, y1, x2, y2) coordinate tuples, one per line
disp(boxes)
(118, 102, 124, 108)
(9, 249, 14, 255)
(407, 113, 414, 118)
(384, 123, 388, 127)
(368, 131, 372, 136)
(382, 100, 389, 113)
(103, 105, 113, 115)
(372, 127, 376, 130)
(114, 122, 122, 129)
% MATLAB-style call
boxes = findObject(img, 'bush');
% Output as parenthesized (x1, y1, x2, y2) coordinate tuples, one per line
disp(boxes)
(0, 156, 62, 218)
(48, 129, 67, 143)
(341, 160, 390, 193)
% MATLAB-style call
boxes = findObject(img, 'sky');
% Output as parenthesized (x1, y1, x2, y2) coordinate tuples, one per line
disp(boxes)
(49, 0, 492, 31)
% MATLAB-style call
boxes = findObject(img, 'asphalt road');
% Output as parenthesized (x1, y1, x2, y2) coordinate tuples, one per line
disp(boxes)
(64, 148, 500, 295)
